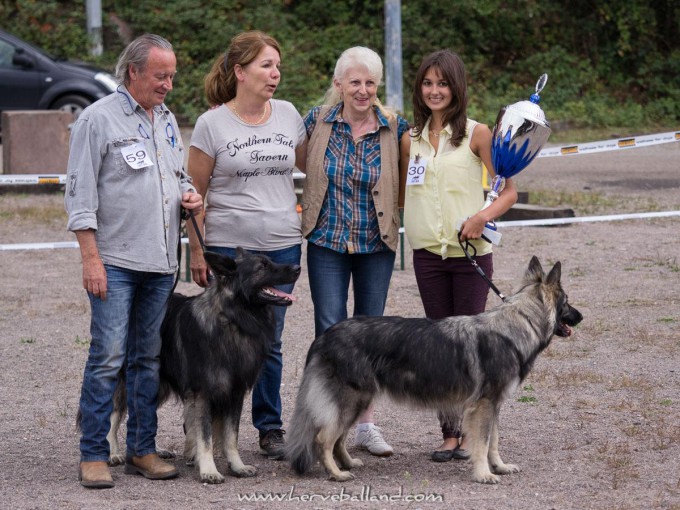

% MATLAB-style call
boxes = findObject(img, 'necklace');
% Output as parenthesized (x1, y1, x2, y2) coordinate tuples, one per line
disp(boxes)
(354, 115, 372, 130)
(230, 99, 269, 125)
(429, 126, 442, 137)
(341, 109, 374, 130)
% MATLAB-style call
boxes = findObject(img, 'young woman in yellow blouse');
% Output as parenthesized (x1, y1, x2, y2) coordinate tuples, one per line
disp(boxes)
(399, 50, 517, 462)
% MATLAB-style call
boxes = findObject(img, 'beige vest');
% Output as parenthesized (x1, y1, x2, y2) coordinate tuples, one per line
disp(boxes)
(301, 107, 401, 251)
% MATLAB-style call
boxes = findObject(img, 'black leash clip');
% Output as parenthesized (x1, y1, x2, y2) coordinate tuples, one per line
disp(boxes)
(457, 232, 506, 302)
(182, 207, 206, 252)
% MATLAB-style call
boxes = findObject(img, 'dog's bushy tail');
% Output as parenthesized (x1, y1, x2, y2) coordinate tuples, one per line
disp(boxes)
(284, 374, 320, 474)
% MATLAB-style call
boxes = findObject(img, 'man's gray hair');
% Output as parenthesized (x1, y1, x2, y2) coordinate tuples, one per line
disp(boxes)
(115, 34, 173, 85)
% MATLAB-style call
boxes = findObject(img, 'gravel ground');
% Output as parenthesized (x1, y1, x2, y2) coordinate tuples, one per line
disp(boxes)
(0, 141, 679, 509)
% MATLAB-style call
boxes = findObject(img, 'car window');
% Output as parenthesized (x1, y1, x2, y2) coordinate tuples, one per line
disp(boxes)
(0, 39, 16, 69)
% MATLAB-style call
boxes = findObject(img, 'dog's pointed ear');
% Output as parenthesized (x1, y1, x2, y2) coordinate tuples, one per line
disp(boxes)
(546, 261, 562, 286)
(235, 247, 249, 261)
(204, 251, 236, 275)
(524, 256, 544, 283)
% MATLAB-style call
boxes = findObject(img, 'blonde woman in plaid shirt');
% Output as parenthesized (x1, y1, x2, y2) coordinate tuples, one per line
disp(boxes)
(300, 46, 409, 457)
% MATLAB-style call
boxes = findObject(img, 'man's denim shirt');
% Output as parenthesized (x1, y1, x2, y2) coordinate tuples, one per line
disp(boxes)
(65, 86, 194, 273)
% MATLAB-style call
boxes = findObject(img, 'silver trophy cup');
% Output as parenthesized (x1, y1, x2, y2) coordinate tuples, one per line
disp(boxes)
(480, 74, 552, 245)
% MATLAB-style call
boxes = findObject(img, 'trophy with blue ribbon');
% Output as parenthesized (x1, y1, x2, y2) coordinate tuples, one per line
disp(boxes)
(479, 74, 552, 245)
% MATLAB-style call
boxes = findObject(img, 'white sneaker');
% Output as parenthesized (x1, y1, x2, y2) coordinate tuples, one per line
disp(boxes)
(354, 425, 393, 457)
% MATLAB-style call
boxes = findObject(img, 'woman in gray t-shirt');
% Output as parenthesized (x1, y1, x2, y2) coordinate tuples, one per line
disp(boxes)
(186, 31, 307, 460)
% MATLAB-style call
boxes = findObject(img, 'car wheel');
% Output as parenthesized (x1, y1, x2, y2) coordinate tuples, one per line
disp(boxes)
(51, 95, 92, 119)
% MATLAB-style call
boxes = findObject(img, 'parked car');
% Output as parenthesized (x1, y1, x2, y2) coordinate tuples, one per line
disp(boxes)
(0, 29, 117, 129)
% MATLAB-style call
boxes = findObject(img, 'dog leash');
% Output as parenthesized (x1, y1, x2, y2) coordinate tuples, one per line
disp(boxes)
(170, 208, 206, 294)
(183, 208, 206, 252)
(457, 232, 506, 302)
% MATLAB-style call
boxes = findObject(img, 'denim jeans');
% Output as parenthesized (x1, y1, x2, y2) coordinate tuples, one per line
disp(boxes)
(206, 244, 301, 435)
(79, 265, 174, 462)
(306, 243, 396, 337)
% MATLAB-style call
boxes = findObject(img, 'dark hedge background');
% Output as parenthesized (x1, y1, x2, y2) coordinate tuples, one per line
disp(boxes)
(2, 0, 678, 129)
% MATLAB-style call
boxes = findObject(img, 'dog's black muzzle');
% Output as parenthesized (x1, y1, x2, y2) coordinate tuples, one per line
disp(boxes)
(556, 304, 583, 337)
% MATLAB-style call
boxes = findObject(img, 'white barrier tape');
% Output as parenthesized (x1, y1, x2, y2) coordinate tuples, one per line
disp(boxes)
(0, 173, 306, 185)
(2, 128, 677, 185)
(0, 174, 67, 185)
(0, 238, 192, 251)
(1, 132, 677, 185)
(0, 241, 79, 251)
(497, 210, 680, 227)
(3, 210, 679, 251)
(537, 130, 680, 157)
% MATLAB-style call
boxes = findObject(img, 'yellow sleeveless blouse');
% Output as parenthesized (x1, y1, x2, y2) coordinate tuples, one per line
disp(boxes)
(403, 118, 492, 259)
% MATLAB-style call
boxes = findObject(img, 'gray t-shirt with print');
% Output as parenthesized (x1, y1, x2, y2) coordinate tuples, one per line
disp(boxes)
(191, 99, 306, 250)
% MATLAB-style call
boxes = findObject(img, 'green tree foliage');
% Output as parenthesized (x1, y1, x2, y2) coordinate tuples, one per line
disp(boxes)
(1, 0, 678, 127)
(0, 0, 90, 57)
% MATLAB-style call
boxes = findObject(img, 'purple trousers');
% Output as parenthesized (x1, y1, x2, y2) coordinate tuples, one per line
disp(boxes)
(412, 248, 493, 439)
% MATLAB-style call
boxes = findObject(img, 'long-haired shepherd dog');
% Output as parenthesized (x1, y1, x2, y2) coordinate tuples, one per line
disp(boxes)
(285, 256, 582, 484)
(99, 249, 300, 483)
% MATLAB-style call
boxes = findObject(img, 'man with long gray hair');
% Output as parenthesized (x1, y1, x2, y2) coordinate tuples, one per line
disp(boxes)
(65, 34, 202, 489)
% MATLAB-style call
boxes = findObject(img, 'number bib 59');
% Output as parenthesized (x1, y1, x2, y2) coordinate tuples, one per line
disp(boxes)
(121, 141, 154, 170)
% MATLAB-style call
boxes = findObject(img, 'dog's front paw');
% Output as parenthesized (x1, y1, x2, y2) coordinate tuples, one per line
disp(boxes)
(230, 464, 257, 478)
(337, 456, 364, 469)
(492, 462, 520, 475)
(473, 470, 501, 484)
(328, 470, 355, 482)
(157, 449, 176, 460)
(108, 454, 125, 466)
(199, 470, 225, 484)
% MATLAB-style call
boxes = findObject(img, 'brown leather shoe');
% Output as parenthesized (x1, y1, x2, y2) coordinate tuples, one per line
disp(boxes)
(124, 453, 178, 480)
(79, 461, 114, 489)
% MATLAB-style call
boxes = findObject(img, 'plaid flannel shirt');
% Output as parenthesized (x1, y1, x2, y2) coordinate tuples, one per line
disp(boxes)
(303, 103, 408, 254)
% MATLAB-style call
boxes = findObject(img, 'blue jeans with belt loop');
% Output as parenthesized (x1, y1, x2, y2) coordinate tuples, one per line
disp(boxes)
(205, 244, 301, 436)
(79, 265, 174, 462)
(306, 243, 396, 338)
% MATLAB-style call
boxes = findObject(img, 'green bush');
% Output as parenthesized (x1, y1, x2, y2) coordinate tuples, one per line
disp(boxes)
(1, 0, 677, 128)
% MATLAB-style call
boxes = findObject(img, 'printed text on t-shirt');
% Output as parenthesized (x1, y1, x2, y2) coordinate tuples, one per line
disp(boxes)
(226, 133, 294, 157)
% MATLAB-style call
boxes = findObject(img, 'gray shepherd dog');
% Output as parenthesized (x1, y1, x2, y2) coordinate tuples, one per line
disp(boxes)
(93, 249, 300, 484)
(285, 256, 582, 484)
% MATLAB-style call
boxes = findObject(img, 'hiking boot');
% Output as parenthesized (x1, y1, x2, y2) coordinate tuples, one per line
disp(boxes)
(79, 461, 114, 489)
(124, 453, 179, 480)
(259, 429, 286, 460)
(354, 425, 393, 457)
